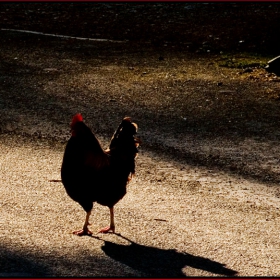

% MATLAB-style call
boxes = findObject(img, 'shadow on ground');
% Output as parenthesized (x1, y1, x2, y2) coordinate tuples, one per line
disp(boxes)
(0, 243, 140, 277)
(100, 233, 238, 277)
(2, 32, 280, 187)
(0, 246, 53, 277)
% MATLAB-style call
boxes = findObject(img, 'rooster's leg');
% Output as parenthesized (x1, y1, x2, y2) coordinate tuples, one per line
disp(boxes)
(98, 207, 115, 233)
(73, 211, 93, 236)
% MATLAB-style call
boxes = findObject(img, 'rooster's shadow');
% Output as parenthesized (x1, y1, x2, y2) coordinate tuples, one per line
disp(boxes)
(98, 233, 238, 277)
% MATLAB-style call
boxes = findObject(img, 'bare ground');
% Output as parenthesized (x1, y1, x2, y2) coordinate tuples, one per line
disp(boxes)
(0, 2, 280, 277)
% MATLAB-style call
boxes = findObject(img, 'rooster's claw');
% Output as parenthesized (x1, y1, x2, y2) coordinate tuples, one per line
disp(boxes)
(98, 226, 115, 234)
(73, 228, 93, 236)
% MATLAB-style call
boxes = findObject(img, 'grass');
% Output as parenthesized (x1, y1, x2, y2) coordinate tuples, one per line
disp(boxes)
(216, 53, 271, 69)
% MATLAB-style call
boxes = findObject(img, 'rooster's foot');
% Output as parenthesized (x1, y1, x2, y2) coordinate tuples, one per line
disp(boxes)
(98, 226, 115, 234)
(73, 228, 93, 236)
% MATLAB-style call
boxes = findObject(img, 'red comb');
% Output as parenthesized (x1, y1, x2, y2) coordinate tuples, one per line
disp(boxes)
(71, 113, 83, 126)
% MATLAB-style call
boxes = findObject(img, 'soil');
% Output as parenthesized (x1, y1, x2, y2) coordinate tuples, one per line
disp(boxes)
(0, 2, 280, 277)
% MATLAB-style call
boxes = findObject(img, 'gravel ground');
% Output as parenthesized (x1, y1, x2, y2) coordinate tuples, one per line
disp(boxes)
(1, 2, 280, 277)
(0, 132, 279, 277)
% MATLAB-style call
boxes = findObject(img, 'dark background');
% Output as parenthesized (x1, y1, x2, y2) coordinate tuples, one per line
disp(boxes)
(1, 2, 280, 55)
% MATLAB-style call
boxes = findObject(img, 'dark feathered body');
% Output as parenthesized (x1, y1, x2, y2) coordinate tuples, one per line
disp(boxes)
(61, 117, 138, 219)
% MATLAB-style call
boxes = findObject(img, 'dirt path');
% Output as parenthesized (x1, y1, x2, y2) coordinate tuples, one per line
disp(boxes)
(1, 3, 280, 277)
(0, 132, 279, 277)
(1, 33, 280, 277)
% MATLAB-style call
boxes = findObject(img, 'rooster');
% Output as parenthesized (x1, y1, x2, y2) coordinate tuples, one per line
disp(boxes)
(61, 114, 139, 235)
